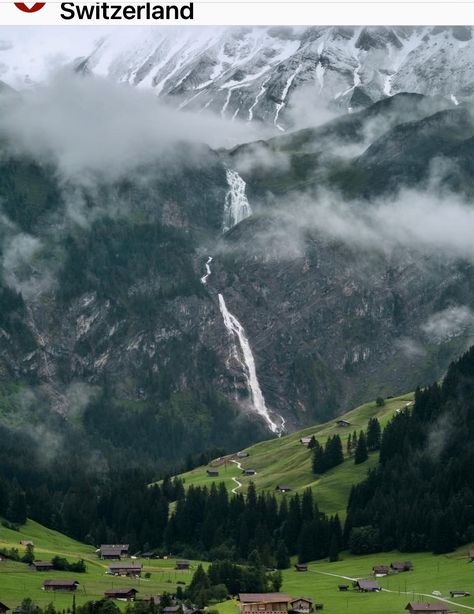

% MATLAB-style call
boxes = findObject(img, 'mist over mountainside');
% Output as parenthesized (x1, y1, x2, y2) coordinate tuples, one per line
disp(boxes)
(0, 61, 473, 471)
(1, 26, 474, 131)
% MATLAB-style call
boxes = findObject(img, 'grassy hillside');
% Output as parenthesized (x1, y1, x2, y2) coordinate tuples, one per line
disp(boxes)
(2, 494, 474, 614)
(0, 519, 204, 610)
(174, 393, 414, 517)
(216, 545, 474, 614)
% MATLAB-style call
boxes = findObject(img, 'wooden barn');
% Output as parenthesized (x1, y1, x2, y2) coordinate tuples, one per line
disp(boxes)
(354, 580, 380, 592)
(105, 589, 138, 601)
(238, 593, 291, 614)
(405, 603, 448, 613)
(289, 597, 313, 613)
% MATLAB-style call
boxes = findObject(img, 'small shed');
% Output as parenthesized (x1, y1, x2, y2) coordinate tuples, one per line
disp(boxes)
(295, 564, 308, 572)
(206, 470, 219, 477)
(20, 540, 34, 547)
(469, 549, 474, 562)
(391, 561, 413, 572)
(405, 603, 448, 613)
(449, 590, 471, 598)
(237, 451, 249, 458)
(108, 562, 142, 577)
(336, 420, 351, 427)
(176, 560, 190, 570)
(31, 561, 54, 572)
(105, 589, 138, 601)
(243, 469, 256, 476)
(338, 585, 349, 592)
(163, 607, 181, 614)
(355, 580, 380, 592)
(0, 603, 9, 614)
(43, 579, 79, 592)
(289, 597, 313, 613)
(276, 485, 292, 493)
(300, 437, 312, 446)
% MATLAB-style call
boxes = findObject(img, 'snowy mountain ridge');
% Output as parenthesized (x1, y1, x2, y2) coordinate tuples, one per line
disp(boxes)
(1, 26, 474, 129)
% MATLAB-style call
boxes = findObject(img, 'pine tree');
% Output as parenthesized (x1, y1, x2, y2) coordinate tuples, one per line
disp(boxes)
(308, 436, 317, 450)
(312, 441, 326, 474)
(347, 433, 352, 456)
(354, 431, 368, 465)
(276, 540, 290, 569)
(187, 564, 210, 602)
(328, 534, 339, 562)
(367, 417, 382, 451)
(332, 435, 344, 465)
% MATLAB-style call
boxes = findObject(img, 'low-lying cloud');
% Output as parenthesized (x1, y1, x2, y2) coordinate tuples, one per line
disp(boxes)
(248, 188, 474, 264)
(0, 71, 270, 183)
(421, 306, 474, 343)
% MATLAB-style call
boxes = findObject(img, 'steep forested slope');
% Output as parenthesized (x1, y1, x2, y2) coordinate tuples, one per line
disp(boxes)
(345, 346, 474, 553)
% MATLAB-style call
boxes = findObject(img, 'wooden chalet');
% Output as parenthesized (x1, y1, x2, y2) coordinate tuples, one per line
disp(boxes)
(105, 589, 138, 601)
(176, 560, 190, 570)
(405, 603, 448, 613)
(99, 544, 129, 559)
(207, 470, 219, 477)
(107, 562, 142, 577)
(289, 597, 313, 613)
(299, 437, 312, 446)
(238, 593, 291, 614)
(294, 564, 308, 572)
(43, 579, 79, 592)
(243, 469, 256, 476)
(372, 565, 390, 577)
(335, 420, 350, 427)
(354, 580, 380, 592)
(275, 485, 292, 493)
(0, 603, 9, 614)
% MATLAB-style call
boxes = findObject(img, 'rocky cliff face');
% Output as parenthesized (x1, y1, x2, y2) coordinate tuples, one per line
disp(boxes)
(1, 92, 473, 466)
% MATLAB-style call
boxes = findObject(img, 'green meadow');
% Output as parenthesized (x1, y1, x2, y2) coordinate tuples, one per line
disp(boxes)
(0, 520, 203, 610)
(174, 393, 414, 518)
(1, 519, 474, 614)
(216, 547, 474, 614)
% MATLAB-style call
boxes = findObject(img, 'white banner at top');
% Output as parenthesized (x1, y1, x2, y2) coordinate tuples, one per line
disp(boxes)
(0, 1, 473, 27)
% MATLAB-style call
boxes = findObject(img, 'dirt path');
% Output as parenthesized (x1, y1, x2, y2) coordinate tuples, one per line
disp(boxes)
(309, 568, 474, 611)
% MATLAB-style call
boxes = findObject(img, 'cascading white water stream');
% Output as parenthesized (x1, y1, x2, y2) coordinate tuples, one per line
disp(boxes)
(222, 169, 252, 232)
(218, 293, 282, 434)
(198, 172, 285, 435)
(200, 256, 213, 284)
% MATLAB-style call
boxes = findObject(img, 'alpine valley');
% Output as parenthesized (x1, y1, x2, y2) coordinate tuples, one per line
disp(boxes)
(0, 26, 474, 583)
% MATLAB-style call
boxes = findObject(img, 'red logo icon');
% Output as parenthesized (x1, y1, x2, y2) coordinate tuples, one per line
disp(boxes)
(14, 2, 46, 12)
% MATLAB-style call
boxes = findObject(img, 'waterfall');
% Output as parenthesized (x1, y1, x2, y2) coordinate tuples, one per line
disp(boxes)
(218, 293, 283, 435)
(199, 180, 285, 435)
(200, 256, 213, 284)
(223, 169, 252, 232)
